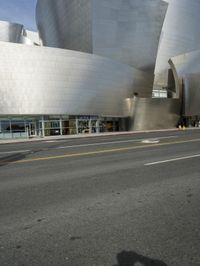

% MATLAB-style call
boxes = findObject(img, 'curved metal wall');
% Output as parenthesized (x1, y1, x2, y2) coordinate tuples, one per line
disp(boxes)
(0, 41, 144, 116)
(0, 20, 40, 46)
(92, 0, 167, 72)
(0, 20, 23, 43)
(184, 73, 200, 116)
(20, 30, 40, 46)
(36, 0, 167, 72)
(125, 97, 180, 130)
(154, 0, 200, 88)
(36, 0, 93, 52)
(25, 30, 40, 45)
(169, 50, 200, 116)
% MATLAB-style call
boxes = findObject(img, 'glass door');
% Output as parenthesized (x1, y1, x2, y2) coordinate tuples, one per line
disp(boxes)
(28, 122, 37, 137)
(78, 120, 90, 134)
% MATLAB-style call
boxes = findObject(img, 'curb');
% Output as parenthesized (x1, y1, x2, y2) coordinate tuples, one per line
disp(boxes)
(0, 127, 199, 145)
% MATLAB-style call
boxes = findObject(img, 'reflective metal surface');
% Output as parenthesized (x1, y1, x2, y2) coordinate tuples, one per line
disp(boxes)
(184, 73, 200, 116)
(154, 0, 200, 89)
(22, 30, 40, 46)
(169, 50, 200, 116)
(3, 0, 199, 132)
(0, 20, 40, 46)
(36, 0, 167, 73)
(92, 0, 167, 72)
(0, 41, 143, 116)
(36, 0, 92, 52)
(125, 98, 180, 130)
(0, 20, 23, 43)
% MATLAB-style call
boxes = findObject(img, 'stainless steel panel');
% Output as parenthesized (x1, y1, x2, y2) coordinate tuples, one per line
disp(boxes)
(154, 0, 200, 89)
(36, 0, 93, 52)
(0, 20, 40, 46)
(0, 20, 23, 43)
(92, 0, 167, 72)
(125, 97, 181, 130)
(184, 73, 200, 116)
(22, 30, 40, 46)
(0, 41, 145, 117)
(169, 50, 200, 116)
(36, 0, 167, 73)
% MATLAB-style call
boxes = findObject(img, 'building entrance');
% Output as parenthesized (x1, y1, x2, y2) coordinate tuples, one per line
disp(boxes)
(27, 121, 37, 137)
(78, 119, 90, 134)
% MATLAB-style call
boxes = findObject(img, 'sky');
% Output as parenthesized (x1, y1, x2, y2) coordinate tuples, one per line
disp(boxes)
(0, 0, 37, 31)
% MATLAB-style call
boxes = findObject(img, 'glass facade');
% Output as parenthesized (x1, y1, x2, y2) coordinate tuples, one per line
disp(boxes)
(152, 89, 167, 98)
(0, 115, 124, 139)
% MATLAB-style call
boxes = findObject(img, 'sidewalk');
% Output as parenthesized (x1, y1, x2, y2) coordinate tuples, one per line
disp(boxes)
(0, 128, 191, 145)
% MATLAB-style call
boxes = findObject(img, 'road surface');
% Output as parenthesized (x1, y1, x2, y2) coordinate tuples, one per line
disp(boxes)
(0, 130, 200, 265)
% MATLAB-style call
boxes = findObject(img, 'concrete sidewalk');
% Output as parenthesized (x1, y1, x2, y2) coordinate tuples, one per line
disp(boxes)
(0, 128, 198, 145)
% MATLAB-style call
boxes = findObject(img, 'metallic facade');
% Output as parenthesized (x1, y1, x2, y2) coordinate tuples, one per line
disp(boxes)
(125, 98, 181, 130)
(0, 20, 23, 43)
(36, 0, 168, 97)
(0, 41, 140, 116)
(36, 0, 92, 52)
(184, 73, 200, 116)
(154, 0, 200, 89)
(169, 50, 200, 116)
(0, 20, 40, 46)
(2, 0, 200, 137)
(36, 0, 167, 72)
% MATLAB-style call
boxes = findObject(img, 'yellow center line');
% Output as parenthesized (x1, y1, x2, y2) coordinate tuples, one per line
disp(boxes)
(1, 137, 200, 165)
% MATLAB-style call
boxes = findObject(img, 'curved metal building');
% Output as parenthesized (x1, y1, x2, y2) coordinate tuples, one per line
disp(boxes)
(124, 97, 180, 130)
(0, 20, 40, 46)
(3, 0, 200, 137)
(36, 0, 167, 72)
(0, 41, 139, 116)
(154, 0, 200, 88)
(169, 50, 200, 116)
(0, 20, 23, 43)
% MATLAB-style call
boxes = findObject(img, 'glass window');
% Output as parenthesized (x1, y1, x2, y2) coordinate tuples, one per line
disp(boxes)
(44, 121, 60, 129)
(1, 121, 11, 132)
(11, 121, 25, 132)
(152, 89, 167, 98)
(51, 121, 60, 128)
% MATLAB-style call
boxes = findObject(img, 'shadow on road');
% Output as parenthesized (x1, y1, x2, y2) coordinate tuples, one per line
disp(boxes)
(0, 153, 26, 167)
(114, 250, 167, 266)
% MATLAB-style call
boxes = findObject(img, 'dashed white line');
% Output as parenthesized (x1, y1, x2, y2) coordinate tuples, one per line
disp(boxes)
(141, 139, 160, 144)
(145, 154, 200, 166)
(57, 135, 177, 149)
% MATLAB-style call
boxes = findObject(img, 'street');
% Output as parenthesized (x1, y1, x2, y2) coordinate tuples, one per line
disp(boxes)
(0, 130, 200, 266)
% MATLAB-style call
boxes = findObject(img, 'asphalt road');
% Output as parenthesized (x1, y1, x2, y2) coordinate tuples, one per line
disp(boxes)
(0, 130, 200, 266)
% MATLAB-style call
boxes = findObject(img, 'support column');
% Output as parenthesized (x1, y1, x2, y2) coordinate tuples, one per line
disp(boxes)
(41, 116, 45, 137)
(96, 119, 100, 133)
(59, 116, 63, 136)
(89, 119, 92, 134)
(75, 118, 79, 135)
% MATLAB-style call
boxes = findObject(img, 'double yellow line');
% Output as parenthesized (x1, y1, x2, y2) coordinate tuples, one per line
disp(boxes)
(1, 137, 200, 165)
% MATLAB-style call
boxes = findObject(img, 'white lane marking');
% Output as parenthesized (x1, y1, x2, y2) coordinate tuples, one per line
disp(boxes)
(141, 139, 160, 144)
(57, 135, 177, 149)
(45, 141, 59, 143)
(145, 154, 200, 166)
(0, 150, 30, 155)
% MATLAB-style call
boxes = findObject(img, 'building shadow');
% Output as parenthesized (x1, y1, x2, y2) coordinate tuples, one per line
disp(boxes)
(0, 153, 26, 167)
(114, 250, 168, 266)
